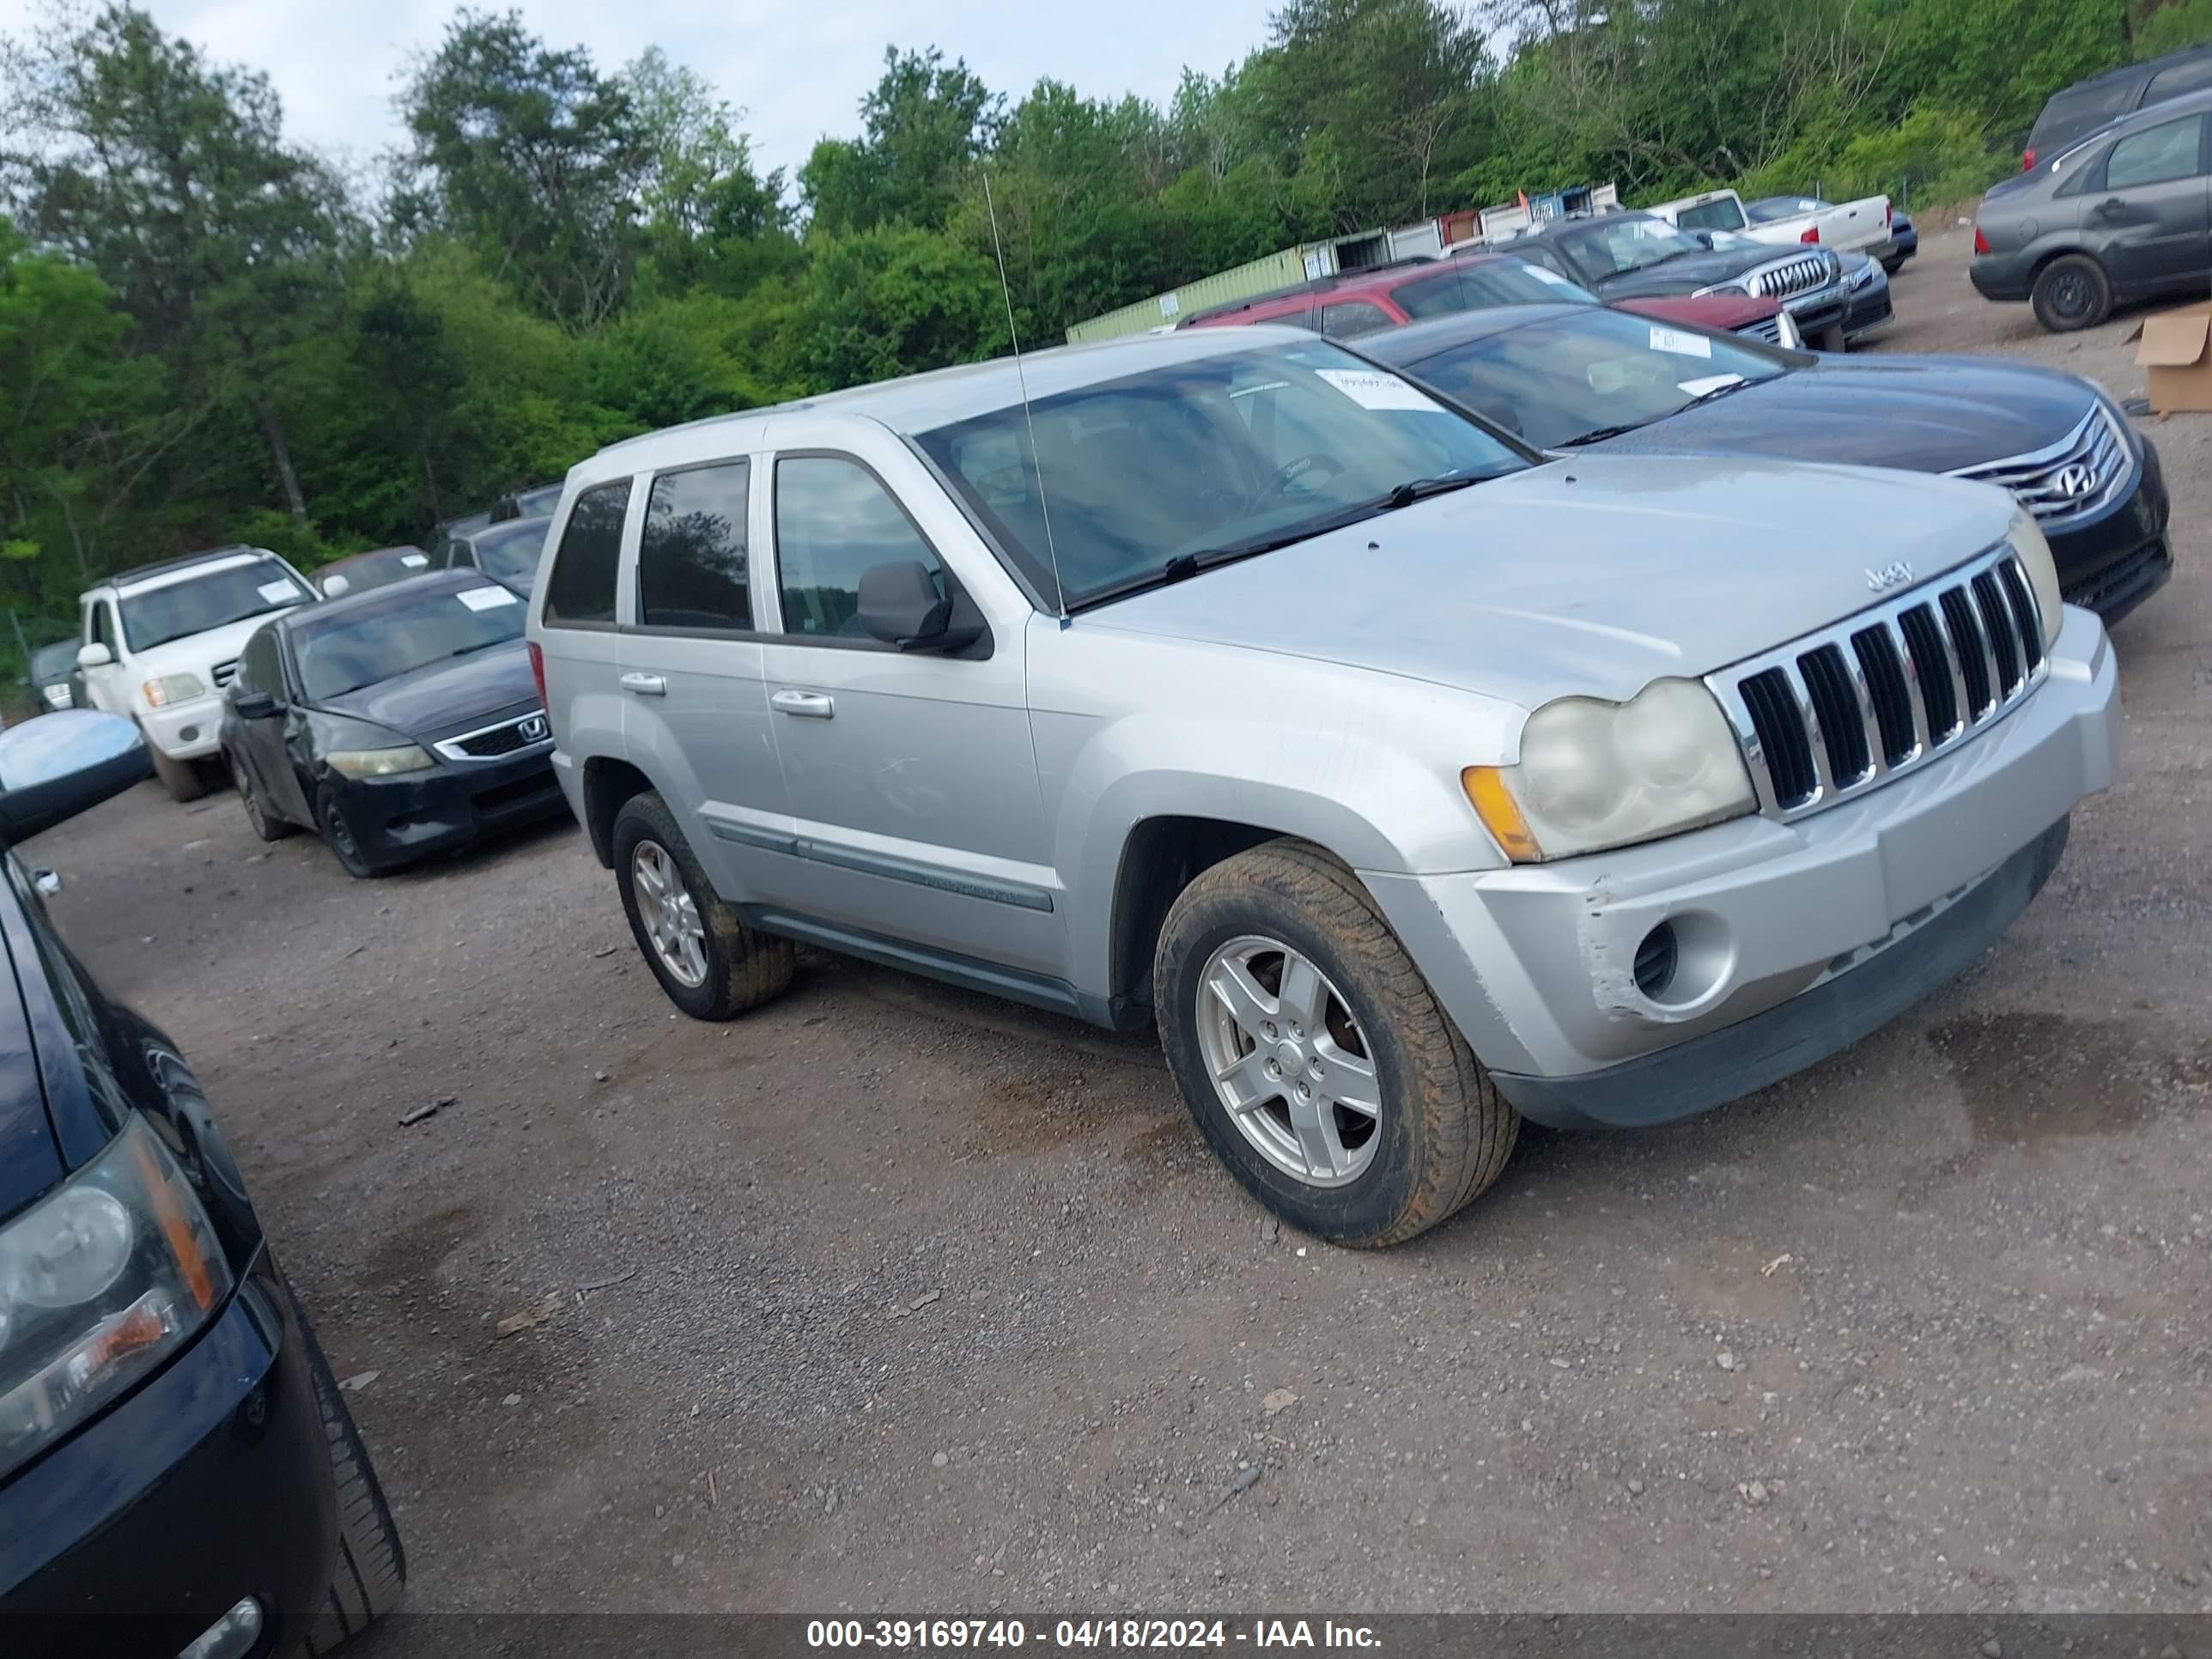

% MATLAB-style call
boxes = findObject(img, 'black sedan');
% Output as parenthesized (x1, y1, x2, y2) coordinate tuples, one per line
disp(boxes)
(221, 571, 565, 877)
(0, 711, 404, 1655)
(314, 544, 433, 598)
(1363, 303, 2172, 623)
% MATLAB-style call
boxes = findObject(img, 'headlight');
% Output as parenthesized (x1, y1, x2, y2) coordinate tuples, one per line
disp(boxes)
(1462, 679, 1756, 862)
(326, 744, 435, 780)
(2006, 509, 2063, 650)
(1693, 279, 1751, 298)
(0, 1118, 233, 1482)
(141, 672, 206, 708)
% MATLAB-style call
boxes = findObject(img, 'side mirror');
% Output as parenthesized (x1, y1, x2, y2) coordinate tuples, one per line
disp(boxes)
(857, 562, 985, 653)
(0, 710, 151, 846)
(76, 642, 112, 671)
(232, 690, 280, 720)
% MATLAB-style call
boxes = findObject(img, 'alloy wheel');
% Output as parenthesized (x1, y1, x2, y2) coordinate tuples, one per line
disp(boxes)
(632, 840, 708, 988)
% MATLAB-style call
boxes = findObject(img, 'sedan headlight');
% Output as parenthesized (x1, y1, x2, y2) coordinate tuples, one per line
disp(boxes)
(2006, 509, 2063, 650)
(326, 744, 435, 780)
(0, 1118, 233, 1481)
(1463, 679, 1756, 862)
(141, 672, 207, 708)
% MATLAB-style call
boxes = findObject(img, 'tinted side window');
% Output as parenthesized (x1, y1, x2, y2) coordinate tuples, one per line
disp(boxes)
(1321, 301, 1391, 338)
(87, 602, 117, 652)
(2144, 56, 2212, 104)
(238, 627, 284, 699)
(1675, 198, 1747, 232)
(773, 457, 939, 641)
(640, 459, 752, 631)
(2105, 114, 2205, 189)
(542, 479, 630, 625)
(447, 539, 477, 569)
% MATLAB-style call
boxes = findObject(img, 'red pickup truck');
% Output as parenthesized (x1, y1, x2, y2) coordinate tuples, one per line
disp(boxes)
(1182, 251, 1799, 349)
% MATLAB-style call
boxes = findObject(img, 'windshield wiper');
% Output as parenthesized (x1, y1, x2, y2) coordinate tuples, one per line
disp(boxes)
(1555, 422, 1649, 448)
(1384, 475, 1482, 508)
(1678, 377, 1756, 410)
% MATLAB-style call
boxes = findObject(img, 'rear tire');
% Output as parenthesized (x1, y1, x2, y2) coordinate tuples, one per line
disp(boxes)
(612, 790, 793, 1020)
(143, 727, 206, 802)
(297, 1310, 406, 1653)
(2032, 253, 2112, 332)
(232, 753, 291, 842)
(1153, 838, 1518, 1248)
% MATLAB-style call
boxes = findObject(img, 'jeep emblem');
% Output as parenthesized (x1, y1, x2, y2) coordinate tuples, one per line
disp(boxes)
(1864, 562, 1915, 592)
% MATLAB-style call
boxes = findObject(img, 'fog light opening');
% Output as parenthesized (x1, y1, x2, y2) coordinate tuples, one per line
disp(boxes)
(178, 1597, 263, 1659)
(1633, 922, 1679, 1001)
(178, 724, 200, 744)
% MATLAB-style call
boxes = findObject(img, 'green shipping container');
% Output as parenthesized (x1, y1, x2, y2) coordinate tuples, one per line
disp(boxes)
(1064, 245, 1334, 343)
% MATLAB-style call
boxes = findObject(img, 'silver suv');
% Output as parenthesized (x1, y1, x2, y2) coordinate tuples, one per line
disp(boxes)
(529, 326, 2120, 1247)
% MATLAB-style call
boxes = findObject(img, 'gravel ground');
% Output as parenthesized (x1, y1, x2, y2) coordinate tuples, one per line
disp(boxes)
(32, 225, 2212, 1620)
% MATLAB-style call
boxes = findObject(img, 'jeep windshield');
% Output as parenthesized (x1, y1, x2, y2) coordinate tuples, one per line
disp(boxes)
(118, 556, 313, 652)
(914, 338, 1530, 611)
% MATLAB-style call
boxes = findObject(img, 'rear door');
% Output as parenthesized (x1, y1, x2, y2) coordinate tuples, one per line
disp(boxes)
(619, 454, 794, 904)
(2086, 111, 2211, 291)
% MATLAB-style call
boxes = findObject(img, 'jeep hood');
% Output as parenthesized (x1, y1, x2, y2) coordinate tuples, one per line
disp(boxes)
(1087, 454, 2020, 709)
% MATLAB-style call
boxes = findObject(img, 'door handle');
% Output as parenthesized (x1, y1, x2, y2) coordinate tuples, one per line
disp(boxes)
(619, 672, 666, 696)
(770, 689, 835, 719)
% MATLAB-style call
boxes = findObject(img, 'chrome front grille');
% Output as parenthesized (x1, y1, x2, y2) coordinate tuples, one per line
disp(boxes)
(210, 659, 239, 689)
(1706, 543, 2048, 821)
(1735, 315, 1784, 344)
(1948, 404, 2131, 527)
(433, 710, 550, 763)
(1747, 253, 1831, 301)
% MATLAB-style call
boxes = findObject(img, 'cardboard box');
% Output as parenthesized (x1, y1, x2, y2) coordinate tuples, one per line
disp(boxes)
(2130, 300, 2212, 414)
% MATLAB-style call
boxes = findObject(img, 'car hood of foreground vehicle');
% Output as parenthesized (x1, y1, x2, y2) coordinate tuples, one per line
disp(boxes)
(315, 638, 538, 742)
(1585, 355, 2100, 477)
(1088, 453, 2021, 709)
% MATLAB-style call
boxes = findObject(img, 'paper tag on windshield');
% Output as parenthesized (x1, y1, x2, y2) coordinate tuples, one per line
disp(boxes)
(457, 586, 519, 611)
(1314, 368, 1439, 412)
(1676, 374, 1744, 397)
(258, 580, 299, 604)
(1525, 266, 1577, 288)
(401, 552, 429, 568)
(1648, 326, 1712, 359)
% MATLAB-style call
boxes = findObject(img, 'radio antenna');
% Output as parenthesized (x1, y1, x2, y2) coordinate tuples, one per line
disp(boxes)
(981, 171, 1068, 626)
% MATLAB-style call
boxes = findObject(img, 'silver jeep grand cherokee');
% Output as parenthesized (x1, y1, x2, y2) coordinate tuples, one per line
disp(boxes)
(528, 325, 2119, 1247)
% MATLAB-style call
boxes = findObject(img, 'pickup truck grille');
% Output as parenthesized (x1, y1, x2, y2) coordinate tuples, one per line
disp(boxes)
(210, 659, 239, 690)
(1735, 315, 1785, 344)
(1948, 404, 2130, 528)
(1747, 253, 1831, 301)
(1706, 543, 2048, 821)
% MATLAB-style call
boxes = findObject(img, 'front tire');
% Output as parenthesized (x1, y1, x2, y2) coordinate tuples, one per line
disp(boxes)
(2032, 253, 2112, 332)
(316, 787, 381, 879)
(612, 790, 793, 1020)
(1154, 839, 1518, 1248)
(143, 726, 206, 802)
(296, 1312, 406, 1653)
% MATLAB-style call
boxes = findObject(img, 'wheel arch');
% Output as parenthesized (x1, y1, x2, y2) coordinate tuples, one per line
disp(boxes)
(580, 757, 656, 868)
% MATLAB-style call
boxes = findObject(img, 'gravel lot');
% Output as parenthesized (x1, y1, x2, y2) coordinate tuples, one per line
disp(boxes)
(33, 225, 2212, 1620)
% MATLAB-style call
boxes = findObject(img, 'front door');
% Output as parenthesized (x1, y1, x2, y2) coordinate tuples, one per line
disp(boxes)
(2089, 111, 2212, 290)
(755, 452, 1060, 978)
(229, 626, 312, 824)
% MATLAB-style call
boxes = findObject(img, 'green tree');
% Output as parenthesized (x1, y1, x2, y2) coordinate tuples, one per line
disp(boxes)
(623, 46, 799, 299)
(800, 47, 1003, 233)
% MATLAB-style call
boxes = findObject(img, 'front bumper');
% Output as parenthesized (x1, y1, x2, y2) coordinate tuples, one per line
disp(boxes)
(0, 1252, 338, 1658)
(1779, 283, 1849, 343)
(138, 693, 226, 761)
(1367, 604, 2119, 1127)
(1843, 276, 1893, 337)
(327, 743, 566, 871)
(2049, 435, 2172, 625)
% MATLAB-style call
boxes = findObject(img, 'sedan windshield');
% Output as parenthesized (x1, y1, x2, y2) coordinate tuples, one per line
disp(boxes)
(1395, 308, 1793, 451)
(294, 585, 525, 702)
(1554, 215, 1708, 279)
(118, 557, 312, 652)
(472, 520, 551, 591)
(913, 337, 1528, 609)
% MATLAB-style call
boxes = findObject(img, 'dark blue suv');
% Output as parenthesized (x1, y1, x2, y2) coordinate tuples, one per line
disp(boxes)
(0, 712, 404, 1657)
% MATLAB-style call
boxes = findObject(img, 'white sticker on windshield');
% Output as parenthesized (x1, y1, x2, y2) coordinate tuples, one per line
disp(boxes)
(457, 585, 519, 611)
(401, 552, 429, 568)
(1649, 326, 1712, 359)
(258, 580, 300, 604)
(1525, 266, 1576, 287)
(1314, 368, 1441, 412)
(1676, 373, 1744, 397)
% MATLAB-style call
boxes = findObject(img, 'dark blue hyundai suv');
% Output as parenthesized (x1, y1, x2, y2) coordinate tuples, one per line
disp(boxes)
(0, 712, 404, 1657)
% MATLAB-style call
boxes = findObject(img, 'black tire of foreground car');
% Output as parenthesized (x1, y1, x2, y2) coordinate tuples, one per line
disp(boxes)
(140, 723, 206, 803)
(2031, 253, 2114, 332)
(316, 786, 380, 879)
(297, 1316, 408, 1654)
(612, 789, 795, 1019)
(1153, 839, 1519, 1248)
(231, 754, 291, 842)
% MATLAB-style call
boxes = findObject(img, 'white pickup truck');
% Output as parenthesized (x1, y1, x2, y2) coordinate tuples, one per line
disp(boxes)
(1647, 187, 1891, 254)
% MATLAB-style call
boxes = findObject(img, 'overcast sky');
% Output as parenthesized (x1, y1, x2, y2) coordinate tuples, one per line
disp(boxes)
(0, 0, 1284, 186)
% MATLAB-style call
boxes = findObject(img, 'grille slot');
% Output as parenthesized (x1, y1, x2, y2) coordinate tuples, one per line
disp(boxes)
(1850, 626, 1917, 767)
(1797, 645, 1870, 786)
(1748, 253, 1832, 301)
(1735, 315, 1784, 344)
(1708, 544, 2048, 823)
(210, 659, 239, 690)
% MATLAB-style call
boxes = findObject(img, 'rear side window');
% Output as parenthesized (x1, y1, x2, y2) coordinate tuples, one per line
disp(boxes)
(1321, 301, 1391, 338)
(774, 457, 940, 640)
(541, 478, 630, 625)
(1674, 198, 1747, 232)
(639, 459, 753, 631)
(2033, 77, 2143, 150)
(2144, 55, 2212, 105)
(2103, 114, 2205, 190)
